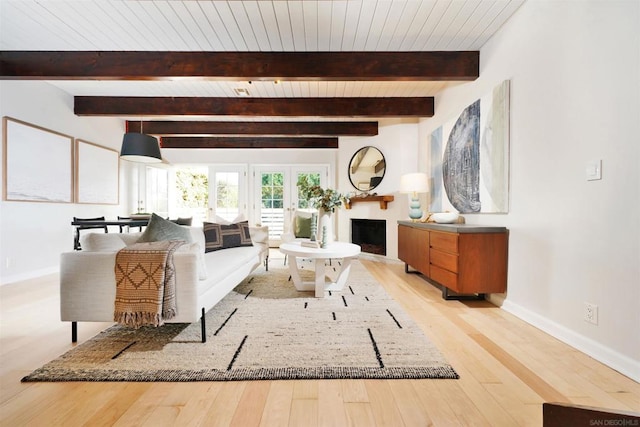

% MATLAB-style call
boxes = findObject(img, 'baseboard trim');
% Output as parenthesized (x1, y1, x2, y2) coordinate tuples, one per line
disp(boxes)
(502, 299, 640, 382)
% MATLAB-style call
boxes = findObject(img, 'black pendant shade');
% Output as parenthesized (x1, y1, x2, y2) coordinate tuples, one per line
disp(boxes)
(120, 133, 162, 163)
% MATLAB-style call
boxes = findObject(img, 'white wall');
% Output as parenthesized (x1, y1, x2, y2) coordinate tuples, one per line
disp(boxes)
(337, 119, 421, 260)
(0, 81, 131, 283)
(418, 0, 639, 380)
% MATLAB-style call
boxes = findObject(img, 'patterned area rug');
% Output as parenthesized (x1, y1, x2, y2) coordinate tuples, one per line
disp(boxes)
(23, 259, 458, 382)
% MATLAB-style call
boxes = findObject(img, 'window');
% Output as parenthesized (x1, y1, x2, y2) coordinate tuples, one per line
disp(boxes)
(173, 167, 208, 224)
(145, 166, 168, 217)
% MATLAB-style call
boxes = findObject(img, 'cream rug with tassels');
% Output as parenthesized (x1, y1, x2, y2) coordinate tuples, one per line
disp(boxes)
(23, 258, 458, 382)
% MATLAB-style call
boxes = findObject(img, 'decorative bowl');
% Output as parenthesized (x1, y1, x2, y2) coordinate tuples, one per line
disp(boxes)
(431, 212, 459, 224)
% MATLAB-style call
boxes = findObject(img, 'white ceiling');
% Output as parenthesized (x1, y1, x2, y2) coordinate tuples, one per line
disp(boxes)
(0, 0, 525, 118)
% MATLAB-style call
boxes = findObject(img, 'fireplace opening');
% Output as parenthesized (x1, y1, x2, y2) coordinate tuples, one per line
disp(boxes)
(351, 219, 386, 256)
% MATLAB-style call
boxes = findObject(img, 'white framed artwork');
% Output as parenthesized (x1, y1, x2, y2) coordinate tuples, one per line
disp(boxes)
(2, 116, 74, 203)
(75, 139, 119, 205)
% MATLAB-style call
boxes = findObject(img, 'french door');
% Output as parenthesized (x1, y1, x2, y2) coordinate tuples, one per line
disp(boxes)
(253, 165, 328, 246)
(208, 165, 248, 223)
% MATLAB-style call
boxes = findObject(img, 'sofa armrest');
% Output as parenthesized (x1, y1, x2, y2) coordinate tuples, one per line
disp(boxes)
(60, 251, 118, 321)
(249, 225, 269, 245)
(249, 225, 269, 267)
(60, 248, 201, 323)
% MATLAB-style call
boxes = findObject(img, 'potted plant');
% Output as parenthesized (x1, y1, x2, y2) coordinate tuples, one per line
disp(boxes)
(297, 176, 346, 244)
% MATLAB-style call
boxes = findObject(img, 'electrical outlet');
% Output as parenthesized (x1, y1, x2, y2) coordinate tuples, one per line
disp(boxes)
(584, 302, 598, 325)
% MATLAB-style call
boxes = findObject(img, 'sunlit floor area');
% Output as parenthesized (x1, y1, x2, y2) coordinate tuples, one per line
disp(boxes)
(1, 253, 638, 426)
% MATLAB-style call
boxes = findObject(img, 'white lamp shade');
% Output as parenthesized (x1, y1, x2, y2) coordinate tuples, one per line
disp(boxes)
(399, 172, 429, 194)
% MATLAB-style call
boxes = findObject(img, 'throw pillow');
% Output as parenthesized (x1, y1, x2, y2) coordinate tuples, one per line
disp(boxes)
(80, 233, 127, 252)
(171, 217, 193, 226)
(294, 215, 311, 238)
(203, 221, 253, 253)
(137, 213, 193, 244)
(212, 213, 246, 225)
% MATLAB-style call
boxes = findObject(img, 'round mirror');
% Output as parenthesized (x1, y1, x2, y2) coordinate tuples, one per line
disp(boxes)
(348, 146, 386, 192)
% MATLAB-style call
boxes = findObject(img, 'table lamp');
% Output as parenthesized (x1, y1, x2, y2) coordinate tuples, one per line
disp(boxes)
(400, 172, 429, 221)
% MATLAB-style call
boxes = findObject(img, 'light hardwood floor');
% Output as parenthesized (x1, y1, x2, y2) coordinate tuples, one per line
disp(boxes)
(1, 256, 638, 426)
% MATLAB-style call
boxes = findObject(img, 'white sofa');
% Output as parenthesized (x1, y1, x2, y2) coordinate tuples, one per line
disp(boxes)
(60, 225, 269, 343)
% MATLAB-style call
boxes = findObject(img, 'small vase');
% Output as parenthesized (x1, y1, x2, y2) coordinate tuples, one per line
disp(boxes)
(309, 212, 318, 241)
(318, 208, 334, 244)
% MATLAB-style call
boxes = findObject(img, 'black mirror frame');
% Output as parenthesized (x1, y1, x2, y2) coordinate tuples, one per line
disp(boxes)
(348, 146, 386, 192)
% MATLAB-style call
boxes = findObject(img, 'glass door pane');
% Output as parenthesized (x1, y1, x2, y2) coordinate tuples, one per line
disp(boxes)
(208, 165, 248, 223)
(293, 171, 322, 209)
(258, 171, 286, 242)
(173, 166, 209, 224)
(214, 171, 240, 222)
(145, 166, 169, 217)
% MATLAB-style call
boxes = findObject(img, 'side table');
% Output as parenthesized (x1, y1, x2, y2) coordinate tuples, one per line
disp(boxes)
(279, 241, 361, 297)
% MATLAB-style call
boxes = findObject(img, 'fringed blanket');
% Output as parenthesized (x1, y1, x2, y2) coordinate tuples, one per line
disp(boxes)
(114, 240, 184, 328)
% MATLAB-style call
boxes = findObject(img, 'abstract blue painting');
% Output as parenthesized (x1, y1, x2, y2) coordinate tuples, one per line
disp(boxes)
(429, 126, 443, 212)
(429, 80, 510, 214)
(443, 100, 481, 212)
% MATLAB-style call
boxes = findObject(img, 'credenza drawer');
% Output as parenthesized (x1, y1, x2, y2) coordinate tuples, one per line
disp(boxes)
(430, 249, 458, 273)
(430, 265, 458, 291)
(430, 231, 458, 253)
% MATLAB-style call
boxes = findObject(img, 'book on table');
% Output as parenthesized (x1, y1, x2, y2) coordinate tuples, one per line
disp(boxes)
(301, 240, 320, 248)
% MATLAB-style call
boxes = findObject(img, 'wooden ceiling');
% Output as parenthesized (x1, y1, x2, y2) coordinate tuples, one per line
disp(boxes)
(0, 0, 526, 148)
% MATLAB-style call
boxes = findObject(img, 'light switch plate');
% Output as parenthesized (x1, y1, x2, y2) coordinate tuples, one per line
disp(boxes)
(586, 159, 602, 181)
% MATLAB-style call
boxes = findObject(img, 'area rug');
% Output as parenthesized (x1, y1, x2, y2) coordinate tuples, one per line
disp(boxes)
(22, 259, 458, 382)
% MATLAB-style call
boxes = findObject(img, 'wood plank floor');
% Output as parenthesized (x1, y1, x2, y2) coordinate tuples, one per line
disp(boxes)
(1, 256, 638, 426)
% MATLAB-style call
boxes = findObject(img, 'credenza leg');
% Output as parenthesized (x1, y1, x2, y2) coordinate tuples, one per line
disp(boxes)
(442, 286, 486, 301)
(71, 321, 77, 343)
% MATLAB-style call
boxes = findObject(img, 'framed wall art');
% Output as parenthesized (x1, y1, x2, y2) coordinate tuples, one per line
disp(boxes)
(75, 139, 119, 205)
(2, 116, 74, 203)
(429, 80, 510, 214)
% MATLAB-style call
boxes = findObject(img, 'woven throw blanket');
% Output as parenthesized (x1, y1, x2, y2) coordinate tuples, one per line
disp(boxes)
(114, 240, 184, 328)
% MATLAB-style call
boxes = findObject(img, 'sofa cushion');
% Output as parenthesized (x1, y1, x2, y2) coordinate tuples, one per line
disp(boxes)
(120, 232, 143, 246)
(201, 245, 262, 289)
(80, 233, 127, 252)
(203, 221, 253, 253)
(177, 242, 207, 281)
(138, 213, 192, 244)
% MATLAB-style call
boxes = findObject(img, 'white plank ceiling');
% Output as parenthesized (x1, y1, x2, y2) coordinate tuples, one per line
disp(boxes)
(0, 0, 525, 119)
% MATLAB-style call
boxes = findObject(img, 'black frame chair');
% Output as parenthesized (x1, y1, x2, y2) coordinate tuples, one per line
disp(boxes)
(73, 216, 108, 250)
(117, 216, 143, 233)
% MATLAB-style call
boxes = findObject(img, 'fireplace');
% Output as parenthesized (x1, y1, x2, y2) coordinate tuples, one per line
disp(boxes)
(351, 219, 386, 255)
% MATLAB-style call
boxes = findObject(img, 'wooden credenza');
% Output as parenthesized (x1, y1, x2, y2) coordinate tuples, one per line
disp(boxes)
(398, 221, 508, 299)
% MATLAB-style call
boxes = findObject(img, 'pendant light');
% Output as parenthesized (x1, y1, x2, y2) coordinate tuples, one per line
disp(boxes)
(120, 120, 162, 163)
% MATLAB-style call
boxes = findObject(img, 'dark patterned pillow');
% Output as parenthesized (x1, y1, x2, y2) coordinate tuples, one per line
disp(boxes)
(203, 221, 253, 253)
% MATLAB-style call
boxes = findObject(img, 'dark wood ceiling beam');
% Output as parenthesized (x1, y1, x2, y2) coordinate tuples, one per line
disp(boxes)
(161, 136, 338, 149)
(127, 120, 378, 136)
(76, 97, 434, 117)
(0, 51, 479, 81)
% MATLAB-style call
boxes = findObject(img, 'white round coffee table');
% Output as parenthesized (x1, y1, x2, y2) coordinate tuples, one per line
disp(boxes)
(279, 241, 361, 297)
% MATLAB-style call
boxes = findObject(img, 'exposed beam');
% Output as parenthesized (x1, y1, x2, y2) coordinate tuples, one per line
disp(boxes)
(0, 51, 479, 81)
(160, 137, 338, 149)
(76, 97, 433, 117)
(127, 120, 378, 136)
